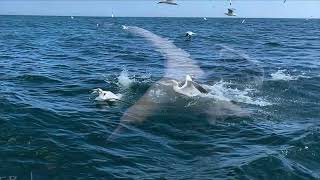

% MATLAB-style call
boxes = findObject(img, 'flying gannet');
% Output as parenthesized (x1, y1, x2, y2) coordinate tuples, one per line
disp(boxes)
(225, 8, 236, 16)
(158, 0, 178, 5)
(107, 26, 249, 140)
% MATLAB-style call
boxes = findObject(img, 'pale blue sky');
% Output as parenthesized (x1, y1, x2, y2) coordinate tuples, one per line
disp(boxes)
(0, 1, 319, 18)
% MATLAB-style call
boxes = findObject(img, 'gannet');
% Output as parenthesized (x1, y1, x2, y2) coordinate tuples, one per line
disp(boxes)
(185, 31, 196, 39)
(92, 88, 122, 102)
(171, 75, 208, 97)
(158, 0, 178, 5)
(225, 8, 236, 16)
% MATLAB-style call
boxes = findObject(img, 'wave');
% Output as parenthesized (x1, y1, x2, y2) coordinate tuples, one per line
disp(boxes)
(264, 42, 282, 47)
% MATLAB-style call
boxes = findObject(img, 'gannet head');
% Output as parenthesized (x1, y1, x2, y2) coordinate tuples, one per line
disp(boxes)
(186, 75, 193, 81)
(92, 88, 103, 95)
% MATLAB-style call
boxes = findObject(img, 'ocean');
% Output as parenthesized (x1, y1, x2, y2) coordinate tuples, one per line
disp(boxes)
(0, 16, 319, 179)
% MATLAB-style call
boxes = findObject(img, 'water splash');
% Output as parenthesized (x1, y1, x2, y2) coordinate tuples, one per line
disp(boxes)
(204, 81, 271, 107)
(117, 69, 135, 88)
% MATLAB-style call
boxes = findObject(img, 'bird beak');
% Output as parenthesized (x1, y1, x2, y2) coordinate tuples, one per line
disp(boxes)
(91, 89, 99, 94)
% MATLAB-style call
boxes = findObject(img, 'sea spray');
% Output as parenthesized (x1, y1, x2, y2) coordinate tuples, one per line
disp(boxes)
(204, 80, 271, 107)
(117, 69, 135, 88)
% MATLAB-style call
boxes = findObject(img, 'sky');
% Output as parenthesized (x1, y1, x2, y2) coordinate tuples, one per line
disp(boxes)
(0, 0, 319, 18)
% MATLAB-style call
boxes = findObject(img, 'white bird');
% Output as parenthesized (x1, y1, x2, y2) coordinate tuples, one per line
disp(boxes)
(70, 16, 74, 19)
(225, 8, 236, 16)
(92, 88, 122, 102)
(185, 31, 196, 39)
(158, 0, 178, 5)
(122, 25, 128, 30)
(203, 17, 207, 21)
(171, 75, 208, 97)
(242, 19, 246, 24)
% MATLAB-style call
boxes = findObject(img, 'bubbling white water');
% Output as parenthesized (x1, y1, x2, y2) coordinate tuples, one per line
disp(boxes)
(270, 69, 308, 81)
(203, 81, 271, 107)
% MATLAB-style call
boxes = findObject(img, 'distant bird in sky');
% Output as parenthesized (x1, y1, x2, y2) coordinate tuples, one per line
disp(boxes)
(225, 8, 236, 16)
(158, 0, 178, 5)
(283, 0, 287, 3)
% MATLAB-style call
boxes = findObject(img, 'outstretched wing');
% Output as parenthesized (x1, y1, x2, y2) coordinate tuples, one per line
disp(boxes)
(127, 26, 204, 81)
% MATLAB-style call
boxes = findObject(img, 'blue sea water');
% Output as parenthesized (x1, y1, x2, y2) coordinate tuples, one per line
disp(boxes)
(0, 15, 320, 179)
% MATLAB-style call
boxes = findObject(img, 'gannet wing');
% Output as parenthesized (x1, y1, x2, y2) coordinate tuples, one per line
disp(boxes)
(109, 27, 204, 140)
(192, 82, 208, 94)
(127, 26, 204, 81)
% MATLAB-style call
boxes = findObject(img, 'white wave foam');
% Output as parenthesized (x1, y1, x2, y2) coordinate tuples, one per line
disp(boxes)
(270, 69, 308, 81)
(204, 81, 271, 107)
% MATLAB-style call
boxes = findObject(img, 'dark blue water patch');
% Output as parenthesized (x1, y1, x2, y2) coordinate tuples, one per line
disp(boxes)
(14, 74, 62, 84)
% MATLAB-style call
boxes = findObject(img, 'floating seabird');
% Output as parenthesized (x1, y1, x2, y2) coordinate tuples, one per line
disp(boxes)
(122, 25, 128, 30)
(203, 17, 207, 21)
(92, 88, 122, 102)
(171, 75, 208, 97)
(70, 16, 74, 19)
(158, 0, 178, 5)
(185, 31, 196, 40)
(225, 8, 236, 16)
